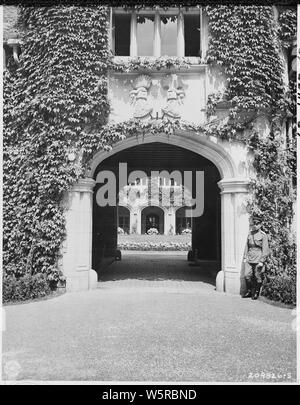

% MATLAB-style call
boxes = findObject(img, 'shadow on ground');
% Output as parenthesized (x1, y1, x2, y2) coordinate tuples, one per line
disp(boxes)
(98, 252, 216, 287)
(3, 250, 296, 382)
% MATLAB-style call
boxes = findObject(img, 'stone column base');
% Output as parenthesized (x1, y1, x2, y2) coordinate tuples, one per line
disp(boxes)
(216, 270, 241, 295)
(66, 269, 98, 292)
(215, 270, 225, 292)
(224, 270, 241, 295)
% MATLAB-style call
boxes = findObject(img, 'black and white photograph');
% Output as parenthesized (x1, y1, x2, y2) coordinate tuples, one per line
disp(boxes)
(1, 1, 298, 387)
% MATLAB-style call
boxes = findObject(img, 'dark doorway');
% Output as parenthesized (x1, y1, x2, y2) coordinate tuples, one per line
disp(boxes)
(146, 213, 159, 232)
(118, 206, 130, 234)
(176, 206, 192, 234)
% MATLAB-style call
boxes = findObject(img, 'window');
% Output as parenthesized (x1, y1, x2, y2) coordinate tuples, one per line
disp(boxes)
(176, 207, 192, 234)
(184, 14, 200, 57)
(137, 15, 154, 56)
(112, 8, 202, 58)
(118, 207, 130, 233)
(113, 14, 131, 56)
(119, 216, 130, 233)
(161, 15, 177, 56)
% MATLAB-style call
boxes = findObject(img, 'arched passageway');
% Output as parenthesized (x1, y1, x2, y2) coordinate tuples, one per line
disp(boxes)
(62, 131, 250, 294)
(141, 206, 164, 234)
(176, 206, 192, 234)
(92, 141, 221, 274)
(118, 206, 130, 234)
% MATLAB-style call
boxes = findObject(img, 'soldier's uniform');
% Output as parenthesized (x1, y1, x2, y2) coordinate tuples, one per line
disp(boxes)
(243, 229, 269, 299)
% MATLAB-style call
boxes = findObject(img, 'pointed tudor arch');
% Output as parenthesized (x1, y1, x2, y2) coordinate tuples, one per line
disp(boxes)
(87, 130, 236, 180)
(63, 130, 250, 295)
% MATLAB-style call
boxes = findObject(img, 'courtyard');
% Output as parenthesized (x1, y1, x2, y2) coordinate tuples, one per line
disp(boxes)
(2, 252, 296, 383)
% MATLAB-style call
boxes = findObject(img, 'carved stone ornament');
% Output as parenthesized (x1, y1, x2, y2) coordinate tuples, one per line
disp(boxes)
(130, 75, 153, 120)
(161, 74, 185, 119)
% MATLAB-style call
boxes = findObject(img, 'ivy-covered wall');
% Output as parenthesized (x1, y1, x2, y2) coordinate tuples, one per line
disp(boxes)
(4, 6, 111, 286)
(3, 5, 296, 304)
(205, 5, 296, 305)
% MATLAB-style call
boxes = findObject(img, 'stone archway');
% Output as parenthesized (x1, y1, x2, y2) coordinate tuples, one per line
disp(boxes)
(141, 206, 165, 234)
(62, 131, 250, 295)
(176, 206, 192, 234)
(118, 206, 130, 234)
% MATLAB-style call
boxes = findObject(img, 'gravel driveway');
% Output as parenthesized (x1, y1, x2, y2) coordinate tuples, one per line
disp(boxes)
(2, 252, 297, 382)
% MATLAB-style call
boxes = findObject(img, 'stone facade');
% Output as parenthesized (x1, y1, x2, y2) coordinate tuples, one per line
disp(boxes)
(117, 176, 193, 235)
(64, 8, 255, 294)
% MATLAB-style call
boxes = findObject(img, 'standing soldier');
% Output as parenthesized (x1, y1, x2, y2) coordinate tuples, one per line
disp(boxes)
(242, 215, 270, 300)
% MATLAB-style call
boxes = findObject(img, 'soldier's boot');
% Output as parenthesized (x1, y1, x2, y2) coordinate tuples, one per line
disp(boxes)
(242, 279, 252, 298)
(252, 282, 262, 300)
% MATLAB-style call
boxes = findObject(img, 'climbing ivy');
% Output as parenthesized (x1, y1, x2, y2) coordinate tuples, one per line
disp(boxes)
(110, 56, 194, 72)
(277, 8, 297, 49)
(247, 131, 296, 305)
(206, 6, 287, 120)
(205, 5, 296, 303)
(3, 6, 111, 281)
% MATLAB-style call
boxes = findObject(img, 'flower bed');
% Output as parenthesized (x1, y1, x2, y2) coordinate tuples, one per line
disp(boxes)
(118, 241, 191, 251)
(146, 228, 159, 235)
(118, 234, 191, 251)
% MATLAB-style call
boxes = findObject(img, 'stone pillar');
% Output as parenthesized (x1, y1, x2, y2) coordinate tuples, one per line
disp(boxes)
(177, 10, 185, 57)
(154, 10, 161, 57)
(130, 12, 137, 57)
(62, 178, 97, 292)
(164, 208, 176, 235)
(200, 8, 208, 59)
(130, 209, 141, 234)
(137, 209, 142, 234)
(217, 179, 250, 295)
